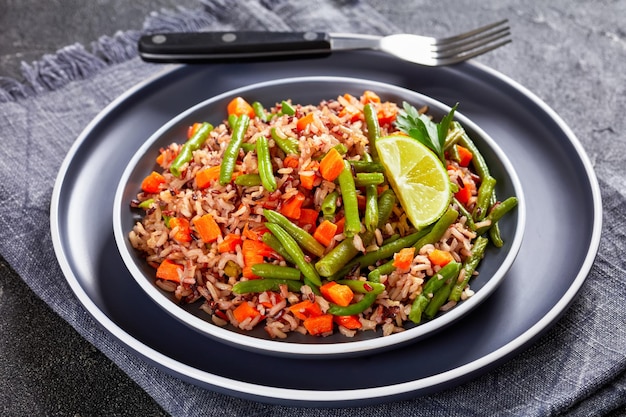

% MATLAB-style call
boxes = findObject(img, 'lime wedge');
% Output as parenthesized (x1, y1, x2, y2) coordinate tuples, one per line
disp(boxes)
(375, 134, 451, 229)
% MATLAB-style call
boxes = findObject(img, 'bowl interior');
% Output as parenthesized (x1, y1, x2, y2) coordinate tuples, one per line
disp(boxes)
(113, 76, 525, 358)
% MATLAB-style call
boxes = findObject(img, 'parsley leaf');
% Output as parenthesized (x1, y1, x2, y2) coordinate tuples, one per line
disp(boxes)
(395, 101, 459, 162)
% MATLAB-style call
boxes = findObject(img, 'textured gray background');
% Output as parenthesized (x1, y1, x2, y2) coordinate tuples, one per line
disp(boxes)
(1, 0, 624, 416)
(0, 1, 192, 416)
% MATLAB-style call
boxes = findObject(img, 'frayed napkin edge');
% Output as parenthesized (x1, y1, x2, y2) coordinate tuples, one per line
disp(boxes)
(0, 5, 216, 103)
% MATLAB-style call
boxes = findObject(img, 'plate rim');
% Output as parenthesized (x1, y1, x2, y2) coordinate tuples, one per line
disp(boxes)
(50, 59, 602, 405)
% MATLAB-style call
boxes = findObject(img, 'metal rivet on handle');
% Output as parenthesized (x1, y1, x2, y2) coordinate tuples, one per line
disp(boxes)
(151, 35, 167, 44)
(222, 33, 237, 43)
(303, 32, 318, 41)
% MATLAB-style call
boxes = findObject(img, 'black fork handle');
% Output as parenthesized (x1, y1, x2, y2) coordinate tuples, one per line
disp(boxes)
(138, 31, 332, 63)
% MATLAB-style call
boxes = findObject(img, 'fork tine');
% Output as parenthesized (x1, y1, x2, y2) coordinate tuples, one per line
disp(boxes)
(434, 37, 512, 66)
(334, 19, 512, 67)
(433, 28, 511, 58)
(433, 19, 510, 45)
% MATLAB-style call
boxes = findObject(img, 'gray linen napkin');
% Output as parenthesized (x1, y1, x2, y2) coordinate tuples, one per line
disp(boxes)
(1, 0, 625, 416)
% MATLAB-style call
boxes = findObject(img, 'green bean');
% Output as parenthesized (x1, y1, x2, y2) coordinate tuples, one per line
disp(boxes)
(449, 236, 488, 302)
(367, 264, 392, 283)
(424, 262, 462, 299)
(330, 230, 426, 281)
(220, 114, 250, 185)
(170, 122, 214, 177)
(262, 232, 295, 264)
(256, 136, 277, 192)
(336, 279, 386, 295)
(423, 279, 455, 319)
(263, 209, 326, 258)
(367, 207, 458, 282)
(413, 207, 459, 249)
(475, 196, 518, 235)
(251, 264, 301, 280)
(408, 261, 461, 323)
(488, 193, 503, 247)
(265, 223, 322, 287)
(137, 198, 154, 209)
(454, 122, 490, 179)
(234, 173, 262, 187)
(408, 295, 429, 323)
(232, 278, 302, 294)
(316, 232, 371, 278)
(364, 103, 380, 161)
(473, 175, 496, 221)
(362, 153, 378, 233)
(337, 160, 360, 238)
(376, 189, 396, 227)
(452, 196, 476, 231)
(333, 143, 348, 155)
(321, 191, 339, 221)
(360, 230, 426, 265)
(443, 120, 464, 150)
(349, 160, 385, 173)
(162, 215, 171, 228)
(489, 222, 504, 247)
(280, 100, 296, 116)
(437, 103, 458, 159)
(240, 142, 256, 153)
(363, 181, 378, 231)
(228, 114, 238, 128)
(328, 292, 377, 316)
(252, 101, 268, 122)
(447, 141, 461, 162)
(382, 234, 401, 245)
(316, 190, 395, 278)
(270, 127, 299, 155)
(354, 172, 385, 187)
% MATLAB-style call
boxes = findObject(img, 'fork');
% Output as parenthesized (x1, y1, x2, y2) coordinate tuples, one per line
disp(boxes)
(352, 19, 512, 66)
(138, 20, 511, 66)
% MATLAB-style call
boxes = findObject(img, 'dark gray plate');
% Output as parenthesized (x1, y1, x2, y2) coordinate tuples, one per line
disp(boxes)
(50, 51, 601, 406)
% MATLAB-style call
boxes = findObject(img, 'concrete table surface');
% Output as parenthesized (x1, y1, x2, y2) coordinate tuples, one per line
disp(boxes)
(0, 2, 194, 416)
(2, 1, 624, 416)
